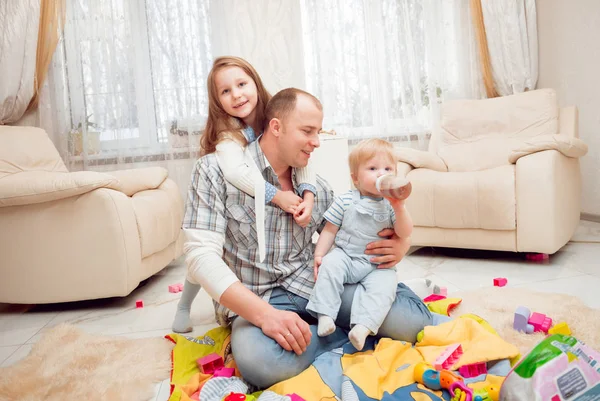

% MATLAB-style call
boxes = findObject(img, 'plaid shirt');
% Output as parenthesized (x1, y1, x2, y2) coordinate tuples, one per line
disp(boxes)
(182, 140, 335, 325)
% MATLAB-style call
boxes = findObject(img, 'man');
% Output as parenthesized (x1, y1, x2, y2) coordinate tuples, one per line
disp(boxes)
(181, 88, 437, 389)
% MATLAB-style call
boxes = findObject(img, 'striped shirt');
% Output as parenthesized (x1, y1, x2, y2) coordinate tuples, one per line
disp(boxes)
(183, 139, 335, 325)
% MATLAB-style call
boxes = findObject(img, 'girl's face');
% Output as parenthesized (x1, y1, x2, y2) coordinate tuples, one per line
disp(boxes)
(214, 66, 259, 125)
(353, 153, 396, 197)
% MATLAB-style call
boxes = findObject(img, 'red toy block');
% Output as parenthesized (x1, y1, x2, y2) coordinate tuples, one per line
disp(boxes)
(213, 367, 235, 378)
(168, 283, 183, 293)
(493, 277, 507, 287)
(288, 394, 306, 401)
(197, 353, 224, 374)
(135, 299, 144, 308)
(528, 312, 552, 334)
(223, 393, 247, 401)
(423, 294, 446, 303)
(434, 343, 463, 370)
(526, 253, 549, 261)
(458, 362, 487, 378)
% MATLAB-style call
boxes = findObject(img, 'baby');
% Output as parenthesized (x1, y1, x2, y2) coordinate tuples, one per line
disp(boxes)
(306, 138, 414, 350)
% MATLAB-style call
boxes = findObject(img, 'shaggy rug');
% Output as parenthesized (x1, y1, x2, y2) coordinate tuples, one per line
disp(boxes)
(0, 324, 173, 401)
(453, 286, 600, 355)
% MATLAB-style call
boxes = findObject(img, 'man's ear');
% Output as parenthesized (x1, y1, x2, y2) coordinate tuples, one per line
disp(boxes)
(269, 118, 282, 137)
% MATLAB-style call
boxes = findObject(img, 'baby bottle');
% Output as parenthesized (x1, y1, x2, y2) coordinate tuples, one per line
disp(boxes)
(376, 174, 412, 200)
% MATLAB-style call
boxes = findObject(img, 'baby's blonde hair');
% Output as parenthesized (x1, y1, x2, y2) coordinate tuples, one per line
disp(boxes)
(348, 138, 397, 177)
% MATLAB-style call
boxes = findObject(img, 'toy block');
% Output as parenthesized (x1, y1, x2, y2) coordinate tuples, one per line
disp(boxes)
(288, 394, 306, 401)
(434, 343, 463, 370)
(528, 312, 553, 334)
(197, 353, 224, 374)
(548, 322, 571, 336)
(168, 283, 183, 293)
(526, 253, 549, 261)
(438, 287, 448, 297)
(213, 367, 235, 378)
(423, 294, 446, 303)
(493, 277, 507, 287)
(513, 306, 534, 333)
(135, 299, 144, 308)
(223, 393, 247, 401)
(458, 362, 487, 378)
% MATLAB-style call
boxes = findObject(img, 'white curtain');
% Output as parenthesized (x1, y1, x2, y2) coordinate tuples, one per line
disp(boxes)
(482, 0, 538, 95)
(301, 0, 485, 147)
(41, 0, 491, 192)
(0, 0, 40, 124)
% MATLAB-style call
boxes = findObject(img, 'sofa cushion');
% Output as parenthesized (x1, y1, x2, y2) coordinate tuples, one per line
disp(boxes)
(132, 179, 182, 258)
(406, 165, 516, 230)
(0, 126, 68, 178)
(0, 171, 117, 207)
(437, 89, 558, 172)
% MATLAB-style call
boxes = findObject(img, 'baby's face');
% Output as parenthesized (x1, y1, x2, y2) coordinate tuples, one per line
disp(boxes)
(354, 153, 396, 196)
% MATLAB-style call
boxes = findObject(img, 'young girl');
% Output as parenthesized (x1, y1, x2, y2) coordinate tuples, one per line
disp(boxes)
(172, 56, 317, 333)
(306, 138, 413, 351)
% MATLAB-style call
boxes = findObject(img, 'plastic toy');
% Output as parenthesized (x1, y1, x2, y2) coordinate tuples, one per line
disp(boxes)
(423, 294, 447, 303)
(525, 253, 549, 261)
(287, 394, 306, 401)
(197, 353, 224, 374)
(414, 362, 460, 391)
(135, 299, 144, 308)
(529, 312, 552, 334)
(439, 287, 448, 296)
(434, 343, 463, 370)
(213, 367, 235, 377)
(548, 322, 571, 336)
(168, 283, 183, 293)
(459, 362, 487, 378)
(493, 278, 507, 287)
(513, 306, 534, 333)
(222, 393, 256, 401)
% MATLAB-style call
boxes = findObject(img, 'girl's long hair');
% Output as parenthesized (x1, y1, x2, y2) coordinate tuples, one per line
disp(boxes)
(201, 56, 272, 156)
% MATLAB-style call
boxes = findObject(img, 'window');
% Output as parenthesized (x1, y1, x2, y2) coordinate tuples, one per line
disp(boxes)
(64, 0, 211, 152)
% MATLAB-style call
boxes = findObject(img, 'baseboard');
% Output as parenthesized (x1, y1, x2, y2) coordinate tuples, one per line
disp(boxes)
(581, 212, 600, 223)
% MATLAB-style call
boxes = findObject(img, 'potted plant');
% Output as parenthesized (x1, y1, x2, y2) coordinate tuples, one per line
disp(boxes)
(69, 114, 101, 156)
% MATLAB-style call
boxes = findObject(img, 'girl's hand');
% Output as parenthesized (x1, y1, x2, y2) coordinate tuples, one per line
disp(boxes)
(314, 256, 323, 281)
(272, 190, 302, 213)
(293, 200, 314, 227)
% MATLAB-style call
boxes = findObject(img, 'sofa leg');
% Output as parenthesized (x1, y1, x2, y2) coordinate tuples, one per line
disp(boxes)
(525, 253, 550, 261)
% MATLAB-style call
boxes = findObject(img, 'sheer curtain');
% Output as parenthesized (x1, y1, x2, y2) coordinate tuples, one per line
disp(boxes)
(301, 0, 484, 147)
(42, 0, 486, 192)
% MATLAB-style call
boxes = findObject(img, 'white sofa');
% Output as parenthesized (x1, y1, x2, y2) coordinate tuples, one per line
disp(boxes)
(0, 126, 184, 304)
(395, 89, 588, 254)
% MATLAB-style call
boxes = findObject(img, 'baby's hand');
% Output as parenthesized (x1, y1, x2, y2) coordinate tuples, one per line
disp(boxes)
(273, 190, 302, 214)
(314, 256, 323, 281)
(293, 201, 314, 227)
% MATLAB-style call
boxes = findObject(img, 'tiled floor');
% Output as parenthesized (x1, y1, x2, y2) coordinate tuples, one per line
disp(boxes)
(1, 220, 599, 400)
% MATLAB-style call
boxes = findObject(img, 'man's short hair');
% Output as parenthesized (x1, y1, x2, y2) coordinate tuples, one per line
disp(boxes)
(264, 88, 323, 131)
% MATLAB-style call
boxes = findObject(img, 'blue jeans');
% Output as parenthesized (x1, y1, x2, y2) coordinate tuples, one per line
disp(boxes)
(231, 283, 451, 389)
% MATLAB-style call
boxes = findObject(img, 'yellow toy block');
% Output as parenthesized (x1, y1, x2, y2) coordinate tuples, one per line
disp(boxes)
(548, 322, 571, 336)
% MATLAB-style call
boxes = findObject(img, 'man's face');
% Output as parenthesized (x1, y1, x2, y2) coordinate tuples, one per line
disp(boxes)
(277, 95, 323, 168)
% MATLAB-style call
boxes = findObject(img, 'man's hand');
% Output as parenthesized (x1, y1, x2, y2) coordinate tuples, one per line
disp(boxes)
(293, 201, 313, 227)
(272, 190, 302, 214)
(313, 256, 322, 281)
(364, 228, 411, 269)
(260, 308, 312, 355)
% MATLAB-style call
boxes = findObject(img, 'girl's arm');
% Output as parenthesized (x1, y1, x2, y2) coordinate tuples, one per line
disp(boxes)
(216, 138, 301, 210)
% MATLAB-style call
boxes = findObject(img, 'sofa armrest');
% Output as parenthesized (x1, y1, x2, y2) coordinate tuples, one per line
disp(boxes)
(396, 161, 413, 178)
(516, 150, 581, 254)
(395, 147, 448, 172)
(0, 171, 117, 207)
(105, 167, 169, 196)
(508, 134, 588, 164)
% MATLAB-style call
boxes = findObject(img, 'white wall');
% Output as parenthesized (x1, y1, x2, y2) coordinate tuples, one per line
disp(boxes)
(536, 0, 600, 215)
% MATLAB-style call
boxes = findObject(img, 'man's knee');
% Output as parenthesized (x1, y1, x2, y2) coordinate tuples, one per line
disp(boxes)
(231, 318, 305, 389)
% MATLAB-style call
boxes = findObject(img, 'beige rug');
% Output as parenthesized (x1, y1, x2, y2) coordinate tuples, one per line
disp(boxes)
(453, 287, 600, 355)
(0, 324, 173, 401)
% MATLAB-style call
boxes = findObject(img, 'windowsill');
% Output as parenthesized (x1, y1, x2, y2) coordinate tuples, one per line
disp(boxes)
(67, 146, 202, 166)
